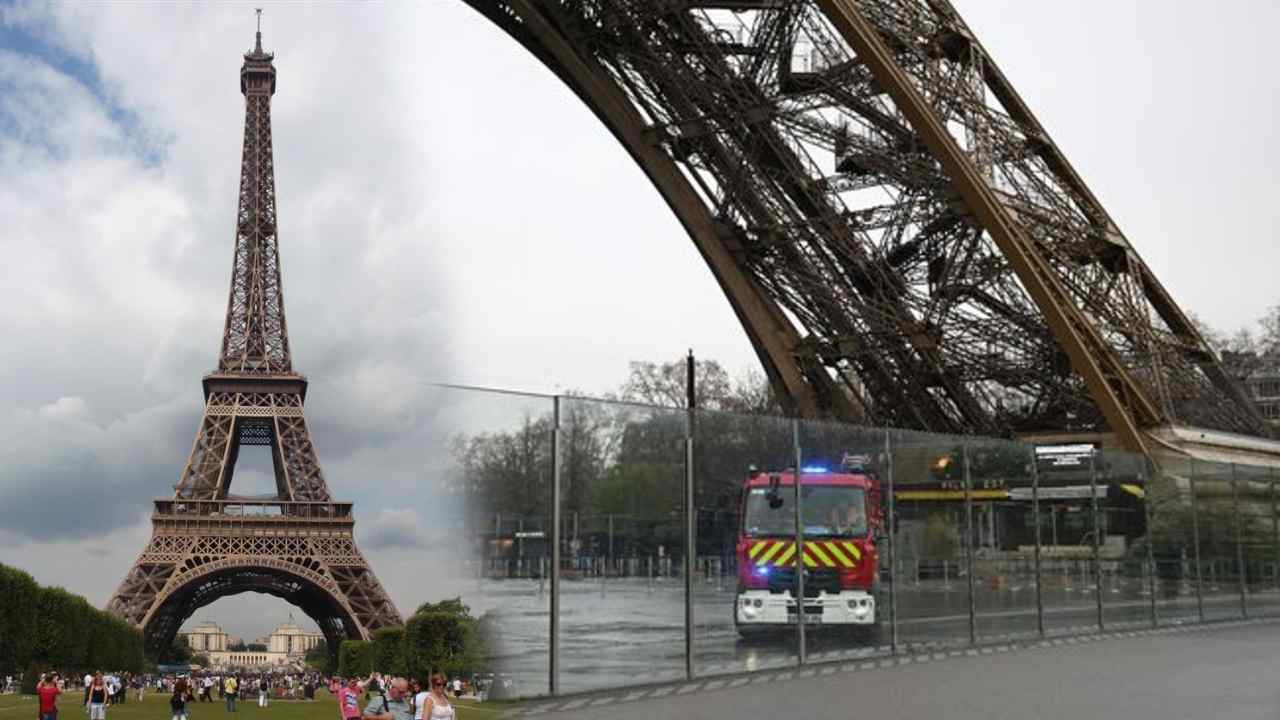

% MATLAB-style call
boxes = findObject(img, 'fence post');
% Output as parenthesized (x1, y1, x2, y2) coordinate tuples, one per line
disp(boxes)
(1089, 449, 1103, 631)
(549, 396, 562, 696)
(1231, 463, 1247, 618)
(884, 430, 899, 653)
(1189, 459, 1205, 622)
(684, 404, 695, 680)
(1030, 444, 1044, 638)
(1272, 474, 1279, 596)
(793, 418, 806, 665)
(962, 441, 977, 645)
(1142, 457, 1157, 627)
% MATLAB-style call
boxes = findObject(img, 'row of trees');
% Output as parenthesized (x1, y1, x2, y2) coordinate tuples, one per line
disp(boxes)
(337, 599, 488, 680)
(0, 563, 144, 686)
(1196, 305, 1280, 381)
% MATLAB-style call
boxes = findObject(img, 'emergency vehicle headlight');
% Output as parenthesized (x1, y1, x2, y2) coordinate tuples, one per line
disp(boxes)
(753, 599, 763, 608)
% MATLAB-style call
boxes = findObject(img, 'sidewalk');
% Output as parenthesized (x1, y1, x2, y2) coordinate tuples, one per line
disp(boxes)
(512, 617, 1280, 719)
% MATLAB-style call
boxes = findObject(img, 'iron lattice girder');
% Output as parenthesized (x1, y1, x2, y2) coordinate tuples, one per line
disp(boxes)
(107, 32, 402, 651)
(468, 0, 1271, 448)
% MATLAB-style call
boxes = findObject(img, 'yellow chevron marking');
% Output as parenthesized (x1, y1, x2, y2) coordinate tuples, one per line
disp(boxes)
(802, 549, 818, 568)
(757, 541, 784, 566)
(825, 541, 854, 568)
(773, 542, 797, 567)
(807, 542, 835, 567)
(748, 541, 767, 559)
(842, 541, 863, 561)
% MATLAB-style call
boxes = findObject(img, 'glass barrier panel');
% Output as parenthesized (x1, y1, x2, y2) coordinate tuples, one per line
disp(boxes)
(435, 385, 554, 700)
(556, 397, 688, 693)
(1033, 441, 1100, 635)
(969, 439, 1041, 642)
(888, 430, 974, 650)
(1235, 464, 1277, 617)
(1194, 460, 1244, 620)
(1096, 449, 1153, 630)
(1147, 455, 1200, 624)
(691, 409, 800, 676)
(794, 419, 893, 664)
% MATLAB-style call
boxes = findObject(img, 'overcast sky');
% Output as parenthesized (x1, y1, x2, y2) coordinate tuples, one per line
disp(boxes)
(1, 1, 1277, 640)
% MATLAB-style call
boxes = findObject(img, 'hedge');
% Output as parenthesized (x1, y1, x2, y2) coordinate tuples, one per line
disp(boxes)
(0, 562, 144, 682)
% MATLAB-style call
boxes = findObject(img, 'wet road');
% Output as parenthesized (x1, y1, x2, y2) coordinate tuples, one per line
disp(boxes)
(529, 618, 1280, 720)
(472, 574, 1280, 697)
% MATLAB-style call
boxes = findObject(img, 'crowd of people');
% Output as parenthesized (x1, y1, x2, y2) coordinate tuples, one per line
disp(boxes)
(18, 669, 479, 720)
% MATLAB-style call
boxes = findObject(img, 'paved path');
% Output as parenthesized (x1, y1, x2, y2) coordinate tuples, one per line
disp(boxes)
(513, 618, 1280, 719)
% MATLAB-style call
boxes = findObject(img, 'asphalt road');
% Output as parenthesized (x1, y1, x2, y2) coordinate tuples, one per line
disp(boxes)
(532, 620, 1280, 720)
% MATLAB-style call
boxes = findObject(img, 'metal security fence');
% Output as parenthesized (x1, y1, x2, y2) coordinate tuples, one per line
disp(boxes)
(429, 385, 1280, 700)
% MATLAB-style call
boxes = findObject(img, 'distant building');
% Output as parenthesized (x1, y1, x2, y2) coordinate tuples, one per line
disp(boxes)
(267, 621, 325, 656)
(180, 620, 228, 652)
(1244, 366, 1280, 424)
(188, 619, 324, 668)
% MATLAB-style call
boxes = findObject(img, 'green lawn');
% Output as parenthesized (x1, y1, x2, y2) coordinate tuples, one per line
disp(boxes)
(0, 691, 505, 720)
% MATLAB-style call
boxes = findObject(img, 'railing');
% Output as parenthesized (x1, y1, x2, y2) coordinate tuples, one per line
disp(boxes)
(152, 498, 353, 521)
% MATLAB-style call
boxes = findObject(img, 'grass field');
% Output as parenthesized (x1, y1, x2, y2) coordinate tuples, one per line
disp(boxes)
(0, 690, 504, 720)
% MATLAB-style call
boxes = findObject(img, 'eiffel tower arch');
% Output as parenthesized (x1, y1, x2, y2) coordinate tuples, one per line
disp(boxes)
(107, 25, 401, 656)
(462, 1, 1273, 456)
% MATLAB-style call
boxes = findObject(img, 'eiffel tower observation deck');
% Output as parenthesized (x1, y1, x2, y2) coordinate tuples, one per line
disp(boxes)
(107, 16, 402, 656)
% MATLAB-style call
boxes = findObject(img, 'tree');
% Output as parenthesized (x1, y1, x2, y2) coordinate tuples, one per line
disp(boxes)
(370, 627, 407, 676)
(0, 565, 39, 676)
(305, 640, 333, 674)
(157, 637, 193, 665)
(403, 599, 481, 679)
(338, 640, 372, 678)
(246, 643, 268, 652)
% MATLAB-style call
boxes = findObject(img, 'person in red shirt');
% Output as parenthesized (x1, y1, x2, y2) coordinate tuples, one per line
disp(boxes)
(36, 673, 60, 720)
(336, 676, 364, 720)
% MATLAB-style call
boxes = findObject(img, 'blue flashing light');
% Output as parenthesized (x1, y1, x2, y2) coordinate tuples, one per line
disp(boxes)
(800, 465, 829, 474)
(754, 565, 770, 576)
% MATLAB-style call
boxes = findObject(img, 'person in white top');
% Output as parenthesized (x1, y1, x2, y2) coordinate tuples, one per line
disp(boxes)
(410, 679, 428, 720)
(420, 674, 454, 720)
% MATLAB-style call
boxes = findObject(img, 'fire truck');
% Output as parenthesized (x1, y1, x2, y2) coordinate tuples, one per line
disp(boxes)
(735, 455, 884, 637)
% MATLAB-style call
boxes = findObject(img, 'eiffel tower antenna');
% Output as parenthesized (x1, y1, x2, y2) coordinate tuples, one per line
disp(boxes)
(255, 8, 263, 53)
(108, 29, 401, 658)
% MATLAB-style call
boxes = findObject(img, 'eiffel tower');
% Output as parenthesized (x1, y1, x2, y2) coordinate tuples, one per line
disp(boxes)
(467, 0, 1273, 455)
(108, 20, 401, 655)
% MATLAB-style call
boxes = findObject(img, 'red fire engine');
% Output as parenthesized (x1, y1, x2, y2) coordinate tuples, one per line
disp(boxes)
(735, 455, 884, 636)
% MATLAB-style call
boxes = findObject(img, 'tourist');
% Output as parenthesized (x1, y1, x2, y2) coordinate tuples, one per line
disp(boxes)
(361, 678, 412, 720)
(223, 675, 238, 712)
(337, 677, 363, 720)
(85, 673, 107, 720)
(258, 676, 269, 708)
(201, 675, 214, 703)
(82, 673, 92, 708)
(410, 679, 426, 720)
(418, 674, 454, 720)
(170, 678, 191, 720)
(450, 678, 461, 699)
(37, 674, 60, 720)
(133, 675, 144, 703)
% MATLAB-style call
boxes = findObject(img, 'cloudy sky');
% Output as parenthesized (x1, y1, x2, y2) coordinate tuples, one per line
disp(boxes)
(1, 1, 1278, 640)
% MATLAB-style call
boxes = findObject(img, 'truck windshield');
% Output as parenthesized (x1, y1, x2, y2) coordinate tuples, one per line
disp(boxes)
(743, 485, 868, 538)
